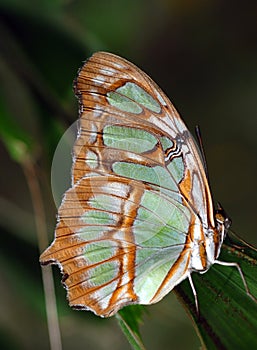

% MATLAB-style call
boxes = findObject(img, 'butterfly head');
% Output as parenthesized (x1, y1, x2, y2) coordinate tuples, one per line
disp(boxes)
(213, 202, 232, 258)
(215, 202, 231, 231)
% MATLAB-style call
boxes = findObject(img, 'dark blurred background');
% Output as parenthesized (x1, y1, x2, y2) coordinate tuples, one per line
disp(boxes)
(1, 1, 257, 349)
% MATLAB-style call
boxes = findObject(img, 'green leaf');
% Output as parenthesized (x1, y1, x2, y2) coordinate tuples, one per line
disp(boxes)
(175, 234, 257, 349)
(116, 305, 146, 350)
(115, 234, 257, 349)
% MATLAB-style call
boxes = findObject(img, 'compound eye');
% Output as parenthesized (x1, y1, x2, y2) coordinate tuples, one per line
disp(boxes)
(215, 212, 225, 224)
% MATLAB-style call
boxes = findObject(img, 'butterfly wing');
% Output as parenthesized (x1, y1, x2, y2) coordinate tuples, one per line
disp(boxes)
(40, 52, 215, 316)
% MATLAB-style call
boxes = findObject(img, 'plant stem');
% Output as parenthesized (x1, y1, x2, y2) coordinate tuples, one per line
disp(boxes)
(22, 159, 62, 350)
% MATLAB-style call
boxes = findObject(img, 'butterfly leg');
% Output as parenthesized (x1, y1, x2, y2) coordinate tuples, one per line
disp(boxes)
(214, 260, 257, 303)
(188, 273, 199, 316)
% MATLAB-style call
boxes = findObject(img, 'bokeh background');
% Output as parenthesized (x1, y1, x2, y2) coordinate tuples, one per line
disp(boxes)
(1, 1, 257, 349)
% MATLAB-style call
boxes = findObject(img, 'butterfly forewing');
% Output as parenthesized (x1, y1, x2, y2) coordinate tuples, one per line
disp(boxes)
(40, 52, 216, 316)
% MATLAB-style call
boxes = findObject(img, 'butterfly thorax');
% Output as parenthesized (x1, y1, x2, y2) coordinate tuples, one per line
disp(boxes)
(190, 207, 231, 274)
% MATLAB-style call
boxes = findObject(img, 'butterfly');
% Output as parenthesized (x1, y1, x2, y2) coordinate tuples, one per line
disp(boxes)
(40, 52, 253, 317)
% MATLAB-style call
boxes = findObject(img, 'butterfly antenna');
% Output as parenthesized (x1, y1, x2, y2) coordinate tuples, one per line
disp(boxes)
(226, 228, 257, 252)
(195, 125, 210, 183)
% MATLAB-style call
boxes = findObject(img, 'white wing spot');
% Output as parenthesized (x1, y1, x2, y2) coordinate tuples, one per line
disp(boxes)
(89, 123, 97, 143)
(92, 75, 106, 85)
(99, 67, 117, 76)
(155, 89, 167, 106)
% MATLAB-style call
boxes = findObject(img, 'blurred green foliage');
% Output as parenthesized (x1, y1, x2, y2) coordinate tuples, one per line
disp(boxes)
(1, 1, 257, 349)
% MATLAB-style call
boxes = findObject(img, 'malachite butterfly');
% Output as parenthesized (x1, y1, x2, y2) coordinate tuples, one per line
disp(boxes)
(40, 52, 254, 317)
